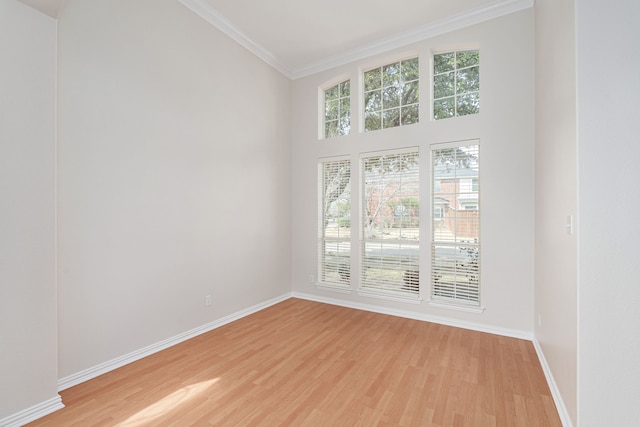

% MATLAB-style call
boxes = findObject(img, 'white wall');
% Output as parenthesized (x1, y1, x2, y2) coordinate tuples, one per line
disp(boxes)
(0, 0, 59, 419)
(291, 11, 535, 333)
(576, 0, 640, 424)
(56, 0, 292, 379)
(534, 0, 578, 424)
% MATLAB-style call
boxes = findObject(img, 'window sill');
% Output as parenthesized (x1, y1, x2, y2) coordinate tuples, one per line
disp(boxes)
(316, 282, 352, 295)
(427, 300, 485, 314)
(357, 288, 422, 304)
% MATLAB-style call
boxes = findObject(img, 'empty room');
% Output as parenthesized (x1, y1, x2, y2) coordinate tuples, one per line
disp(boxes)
(1, 0, 639, 426)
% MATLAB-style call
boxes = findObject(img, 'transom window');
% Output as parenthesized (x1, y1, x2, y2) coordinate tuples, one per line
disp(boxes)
(324, 80, 351, 138)
(433, 50, 480, 120)
(364, 58, 419, 132)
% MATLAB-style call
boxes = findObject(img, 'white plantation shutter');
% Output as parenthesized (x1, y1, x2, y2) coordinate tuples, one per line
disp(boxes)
(361, 150, 420, 297)
(318, 158, 351, 288)
(431, 141, 480, 305)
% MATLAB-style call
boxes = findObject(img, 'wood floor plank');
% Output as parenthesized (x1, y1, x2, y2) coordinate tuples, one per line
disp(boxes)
(27, 298, 562, 426)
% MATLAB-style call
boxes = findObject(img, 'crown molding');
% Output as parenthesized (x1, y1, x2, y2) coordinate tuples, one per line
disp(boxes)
(18, 0, 69, 18)
(292, 0, 534, 79)
(178, 0, 534, 80)
(177, 0, 293, 78)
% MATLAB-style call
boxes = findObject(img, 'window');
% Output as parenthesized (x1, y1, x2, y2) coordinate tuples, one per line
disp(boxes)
(431, 141, 480, 305)
(434, 205, 444, 221)
(364, 58, 419, 132)
(361, 150, 419, 297)
(318, 158, 351, 287)
(324, 80, 351, 138)
(433, 50, 480, 120)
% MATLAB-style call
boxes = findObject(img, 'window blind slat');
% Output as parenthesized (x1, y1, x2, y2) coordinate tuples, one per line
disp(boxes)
(361, 150, 420, 297)
(319, 158, 351, 287)
(431, 142, 480, 305)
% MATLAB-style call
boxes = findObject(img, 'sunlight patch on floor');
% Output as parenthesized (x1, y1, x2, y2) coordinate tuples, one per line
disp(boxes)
(116, 378, 219, 426)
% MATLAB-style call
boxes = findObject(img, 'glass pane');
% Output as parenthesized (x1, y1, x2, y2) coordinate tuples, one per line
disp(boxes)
(325, 120, 338, 138)
(431, 142, 480, 305)
(364, 90, 382, 113)
(338, 117, 350, 136)
(362, 151, 419, 295)
(434, 73, 455, 99)
(325, 99, 339, 121)
(401, 104, 419, 125)
(402, 80, 419, 105)
(454, 215, 480, 241)
(434, 97, 455, 120)
(401, 57, 419, 82)
(457, 50, 479, 68)
(434, 52, 455, 74)
(325, 84, 339, 101)
(456, 66, 479, 93)
(434, 147, 478, 173)
(383, 86, 400, 108)
(340, 98, 350, 118)
(383, 108, 400, 128)
(339, 80, 350, 97)
(456, 92, 480, 116)
(328, 195, 351, 235)
(323, 161, 351, 223)
(364, 112, 382, 132)
(383, 62, 401, 87)
(364, 68, 382, 91)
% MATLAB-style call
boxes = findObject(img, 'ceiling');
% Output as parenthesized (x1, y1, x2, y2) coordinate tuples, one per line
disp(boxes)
(19, 0, 532, 79)
(18, 0, 67, 18)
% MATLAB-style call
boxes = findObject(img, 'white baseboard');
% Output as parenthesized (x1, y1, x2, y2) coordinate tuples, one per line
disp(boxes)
(58, 292, 292, 391)
(292, 291, 533, 340)
(0, 395, 64, 427)
(532, 338, 574, 427)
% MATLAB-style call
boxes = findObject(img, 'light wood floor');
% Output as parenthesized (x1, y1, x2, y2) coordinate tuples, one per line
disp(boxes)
(28, 298, 561, 426)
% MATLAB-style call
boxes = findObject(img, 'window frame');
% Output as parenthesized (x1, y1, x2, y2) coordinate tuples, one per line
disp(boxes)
(432, 49, 480, 120)
(317, 156, 353, 292)
(429, 140, 483, 311)
(362, 57, 420, 133)
(358, 148, 421, 303)
(322, 78, 351, 139)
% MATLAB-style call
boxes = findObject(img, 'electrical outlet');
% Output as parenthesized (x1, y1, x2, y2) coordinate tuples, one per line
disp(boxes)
(309, 274, 315, 283)
(205, 294, 212, 306)
(537, 313, 542, 327)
